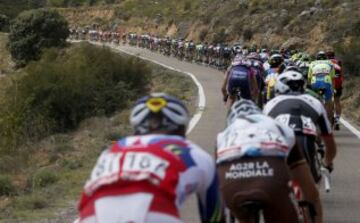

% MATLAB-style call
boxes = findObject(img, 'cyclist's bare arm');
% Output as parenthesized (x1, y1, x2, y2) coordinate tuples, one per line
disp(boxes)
(321, 134, 337, 167)
(288, 143, 323, 223)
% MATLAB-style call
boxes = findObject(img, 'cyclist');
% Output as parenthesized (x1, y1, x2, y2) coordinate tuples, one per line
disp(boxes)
(221, 55, 259, 109)
(264, 54, 285, 102)
(296, 53, 311, 79)
(263, 71, 337, 182)
(326, 50, 343, 130)
(216, 100, 322, 223)
(77, 93, 224, 223)
(307, 51, 335, 125)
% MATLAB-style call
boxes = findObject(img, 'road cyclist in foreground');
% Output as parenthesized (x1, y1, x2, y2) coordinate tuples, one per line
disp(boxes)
(216, 100, 323, 223)
(76, 93, 225, 223)
(263, 70, 337, 187)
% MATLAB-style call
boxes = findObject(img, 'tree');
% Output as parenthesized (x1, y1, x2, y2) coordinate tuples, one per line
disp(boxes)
(7, 9, 69, 67)
(0, 14, 9, 31)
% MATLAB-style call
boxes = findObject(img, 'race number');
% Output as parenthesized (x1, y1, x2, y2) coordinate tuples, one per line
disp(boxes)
(91, 152, 121, 181)
(85, 151, 170, 194)
(122, 152, 169, 180)
(85, 151, 122, 194)
(275, 114, 290, 126)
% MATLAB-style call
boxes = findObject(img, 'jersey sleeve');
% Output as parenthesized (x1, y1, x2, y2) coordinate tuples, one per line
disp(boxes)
(190, 146, 224, 223)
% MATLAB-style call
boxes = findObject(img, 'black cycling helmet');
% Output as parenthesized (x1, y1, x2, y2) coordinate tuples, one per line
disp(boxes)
(316, 51, 327, 60)
(275, 71, 306, 94)
(269, 54, 284, 68)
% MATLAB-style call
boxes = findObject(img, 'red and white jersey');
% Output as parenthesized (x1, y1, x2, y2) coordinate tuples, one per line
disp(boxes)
(78, 134, 223, 223)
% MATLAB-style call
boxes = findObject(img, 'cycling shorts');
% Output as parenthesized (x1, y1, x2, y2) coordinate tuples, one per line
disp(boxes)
(218, 156, 301, 223)
(334, 87, 342, 98)
(227, 66, 252, 100)
(310, 75, 333, 102)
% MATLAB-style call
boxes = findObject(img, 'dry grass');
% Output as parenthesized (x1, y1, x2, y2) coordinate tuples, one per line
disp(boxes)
(342, 77, 360, 126)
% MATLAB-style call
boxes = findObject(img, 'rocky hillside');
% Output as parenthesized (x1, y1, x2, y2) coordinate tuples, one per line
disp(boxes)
(58, 0, 359, 52)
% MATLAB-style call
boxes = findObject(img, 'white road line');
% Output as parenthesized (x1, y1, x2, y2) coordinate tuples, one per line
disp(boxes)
(340, 118, 360, 139)
(91, 42, 206, 135)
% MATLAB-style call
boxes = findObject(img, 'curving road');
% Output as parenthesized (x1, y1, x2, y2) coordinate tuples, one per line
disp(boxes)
(100, 42, 360, 223)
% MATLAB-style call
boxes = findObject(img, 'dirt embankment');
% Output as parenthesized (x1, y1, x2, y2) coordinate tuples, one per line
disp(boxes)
(57, 1, 359, 52)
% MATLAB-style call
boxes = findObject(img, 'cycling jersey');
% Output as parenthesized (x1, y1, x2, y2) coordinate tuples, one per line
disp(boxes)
(216, 114, 302, 166)
(263, 94, 332, 136)
(308, 60, 335, 101)
(78, 134, 223, 223)
(216, 114, 305, 223)
(226, 64, 255, 100)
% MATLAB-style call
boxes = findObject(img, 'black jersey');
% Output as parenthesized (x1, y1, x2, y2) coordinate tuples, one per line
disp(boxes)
(263, 94, 332, 136)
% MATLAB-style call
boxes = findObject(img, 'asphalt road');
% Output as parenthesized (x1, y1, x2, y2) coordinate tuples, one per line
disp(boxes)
(104, 42, 360, 223)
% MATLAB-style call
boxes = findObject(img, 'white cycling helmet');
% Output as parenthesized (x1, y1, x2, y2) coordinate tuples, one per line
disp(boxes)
(130, 93, 189, 134)
(227, 99, 261, 126)
(275, 71, 305, 95)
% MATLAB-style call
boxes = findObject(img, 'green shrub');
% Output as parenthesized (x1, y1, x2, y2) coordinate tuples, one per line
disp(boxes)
(0, 14, 9, 31)
(30, 169, 58, 189)
(7, 9, 69, 67)
(0, 43, 150, 152)
(0, 175, 16, 196)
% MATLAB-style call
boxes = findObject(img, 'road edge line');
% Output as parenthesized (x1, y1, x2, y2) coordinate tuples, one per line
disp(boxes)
(340, 118, 360, 139)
